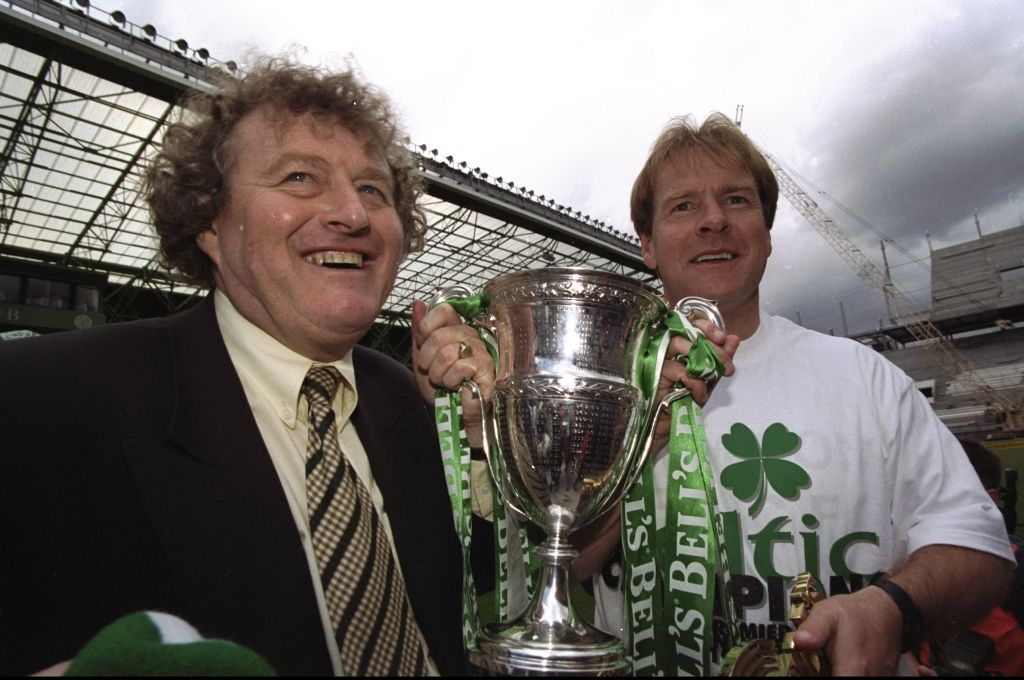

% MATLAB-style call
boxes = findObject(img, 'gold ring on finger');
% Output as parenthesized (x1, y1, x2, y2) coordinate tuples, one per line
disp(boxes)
(457, 340, 473, 359)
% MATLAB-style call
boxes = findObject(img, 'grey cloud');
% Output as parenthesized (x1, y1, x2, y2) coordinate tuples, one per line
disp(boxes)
(805, 7, 1024, 247)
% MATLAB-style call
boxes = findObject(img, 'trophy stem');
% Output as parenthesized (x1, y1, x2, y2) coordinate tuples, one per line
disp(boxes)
(522, 535, 583, 640)
(469, 533, 630, 676)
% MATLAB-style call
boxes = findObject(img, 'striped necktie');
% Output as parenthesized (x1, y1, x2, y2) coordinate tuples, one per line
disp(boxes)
(302, 365, 428, 676)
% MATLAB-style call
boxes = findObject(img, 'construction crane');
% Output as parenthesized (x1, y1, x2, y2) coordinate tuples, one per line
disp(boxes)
(735, 107, 1023, 432)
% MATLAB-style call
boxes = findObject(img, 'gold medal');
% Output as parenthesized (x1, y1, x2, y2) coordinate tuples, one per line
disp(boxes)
(721, 572, 830, 676)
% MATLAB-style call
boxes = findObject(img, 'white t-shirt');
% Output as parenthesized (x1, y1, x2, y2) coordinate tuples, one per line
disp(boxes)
(593, 310, 1013, 658)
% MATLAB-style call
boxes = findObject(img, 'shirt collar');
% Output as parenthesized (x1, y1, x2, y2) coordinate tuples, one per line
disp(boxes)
(213, 290, 358, 427)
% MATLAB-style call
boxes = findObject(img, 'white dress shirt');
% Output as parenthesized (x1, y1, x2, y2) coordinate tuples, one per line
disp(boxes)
(213, 291, 437, 675)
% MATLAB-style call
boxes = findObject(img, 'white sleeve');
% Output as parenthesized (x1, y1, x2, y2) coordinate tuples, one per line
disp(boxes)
(870, 354, 1014, 563)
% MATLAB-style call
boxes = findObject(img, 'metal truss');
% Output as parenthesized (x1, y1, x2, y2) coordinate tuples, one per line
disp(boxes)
(0, 0, 656, 363)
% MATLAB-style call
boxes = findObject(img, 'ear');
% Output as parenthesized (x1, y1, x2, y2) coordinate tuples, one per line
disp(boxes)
(196, 226, 220, 266)
(640, 232, 658, 270)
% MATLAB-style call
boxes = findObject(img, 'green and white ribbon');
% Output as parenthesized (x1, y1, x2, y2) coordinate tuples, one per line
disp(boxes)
(432, 293, 538, 652)
(623, 310, 736, 676)
(492, 491, 540, 621)
(434, 389, 480, 650)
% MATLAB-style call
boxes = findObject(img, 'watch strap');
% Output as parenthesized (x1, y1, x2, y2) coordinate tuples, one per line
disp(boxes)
(872, 578, 924, 653)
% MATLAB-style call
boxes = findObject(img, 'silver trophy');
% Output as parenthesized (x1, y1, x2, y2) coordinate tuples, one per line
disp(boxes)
(433, 267, 723, 676)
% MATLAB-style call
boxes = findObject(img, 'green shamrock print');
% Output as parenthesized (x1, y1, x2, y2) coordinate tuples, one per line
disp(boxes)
(719, 422, 810, 517)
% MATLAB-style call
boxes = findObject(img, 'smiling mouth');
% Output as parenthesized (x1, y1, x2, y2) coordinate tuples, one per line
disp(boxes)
(694, 253, 734, 263)
(304, 251, 364, 269)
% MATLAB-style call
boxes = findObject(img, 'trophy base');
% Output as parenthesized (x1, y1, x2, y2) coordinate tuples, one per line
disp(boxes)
(469, 622, 629, 676)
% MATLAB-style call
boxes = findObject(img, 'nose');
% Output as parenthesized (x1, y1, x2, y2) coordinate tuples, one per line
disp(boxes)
(318, 184, 370, 233)
(696, 200, 729, 234)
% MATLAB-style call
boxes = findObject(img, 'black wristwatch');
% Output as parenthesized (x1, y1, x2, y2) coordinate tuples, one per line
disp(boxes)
(872, 578, 925, 653)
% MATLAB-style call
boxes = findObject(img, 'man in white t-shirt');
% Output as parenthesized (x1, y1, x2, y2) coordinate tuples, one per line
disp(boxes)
(578, 113, 1015, 675)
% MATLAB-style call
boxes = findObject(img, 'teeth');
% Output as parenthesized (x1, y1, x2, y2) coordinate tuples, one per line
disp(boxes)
(695, 253, 733, 263)
(305, 251, 363, 268)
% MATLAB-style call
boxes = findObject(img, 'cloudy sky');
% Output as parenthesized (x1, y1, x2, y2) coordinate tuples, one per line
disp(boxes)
(116, 0, 1024, 335)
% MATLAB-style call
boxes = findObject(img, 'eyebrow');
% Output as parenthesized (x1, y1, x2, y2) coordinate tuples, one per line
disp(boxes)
(258, 153, 394, 184)
(357, 166, 393, 183)
(259, 153, 328, 179)
(661, 182, 758, 200)
(721, 183, 759, 194)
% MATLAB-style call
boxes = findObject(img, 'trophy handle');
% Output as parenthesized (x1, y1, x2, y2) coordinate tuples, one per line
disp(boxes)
(604, 295, 727, 512)
(674, 295, 725, 330)
(426, 287, 532, 522)
(597, 386, 692, 518)
(462, 379, 532, 522)
(427, 284, 477, 310)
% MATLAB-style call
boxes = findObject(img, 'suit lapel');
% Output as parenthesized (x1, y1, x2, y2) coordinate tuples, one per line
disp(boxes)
(349, 347, 466, 674)
(121, 297, 332, 675)
(349, 347, 406, 522)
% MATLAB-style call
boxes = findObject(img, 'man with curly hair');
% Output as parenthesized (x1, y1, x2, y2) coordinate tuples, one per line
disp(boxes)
(0, 57, 490, 676)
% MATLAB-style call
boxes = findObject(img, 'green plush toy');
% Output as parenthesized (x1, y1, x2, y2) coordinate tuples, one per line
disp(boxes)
(65, 611, 276, 676)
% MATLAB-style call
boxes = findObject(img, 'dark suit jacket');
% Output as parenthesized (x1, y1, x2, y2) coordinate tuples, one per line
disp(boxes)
(0, 297, 463, 676)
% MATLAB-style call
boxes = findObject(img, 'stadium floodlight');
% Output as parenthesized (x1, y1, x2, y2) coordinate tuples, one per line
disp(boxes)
(109, 10, 126, 25)
(174, 39, 189, 54)
(197, 48, 210, 61)
(142, 24, 157, 40)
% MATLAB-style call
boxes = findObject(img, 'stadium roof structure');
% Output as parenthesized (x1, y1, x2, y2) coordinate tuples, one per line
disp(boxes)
(0, 0, 655, 361)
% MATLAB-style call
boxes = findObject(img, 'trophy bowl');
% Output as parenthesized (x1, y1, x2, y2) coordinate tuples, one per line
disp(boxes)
(434, 267, 723, 676)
